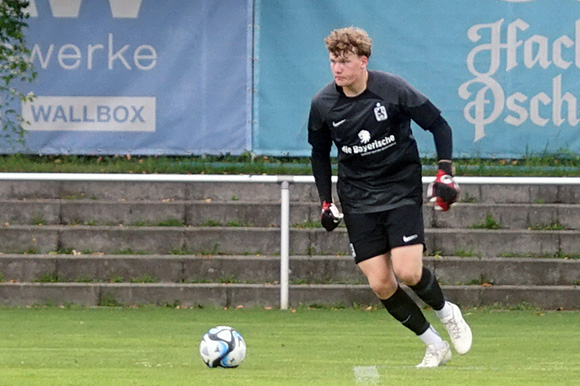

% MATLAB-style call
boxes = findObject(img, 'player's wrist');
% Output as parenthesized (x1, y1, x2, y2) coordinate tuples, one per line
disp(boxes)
(437, 160, 454, 176)
(322, 200, 333, 211)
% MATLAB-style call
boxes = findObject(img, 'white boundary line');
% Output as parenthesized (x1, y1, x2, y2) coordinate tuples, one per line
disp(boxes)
(353, 366, 380, 384)
(353, 364, 503, 379)
(1, 173, 580, 185)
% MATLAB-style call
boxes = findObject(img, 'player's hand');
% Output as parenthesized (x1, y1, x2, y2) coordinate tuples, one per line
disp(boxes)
(320, 201, 343, 231)
(427, 161, 459, 211)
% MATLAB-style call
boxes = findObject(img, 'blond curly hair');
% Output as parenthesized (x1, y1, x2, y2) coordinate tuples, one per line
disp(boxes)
(324, 27, 372, 58)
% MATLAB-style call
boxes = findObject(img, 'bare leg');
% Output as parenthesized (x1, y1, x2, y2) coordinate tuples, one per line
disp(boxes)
(357, 253, 397, 299)
(357, 252, 434, 340)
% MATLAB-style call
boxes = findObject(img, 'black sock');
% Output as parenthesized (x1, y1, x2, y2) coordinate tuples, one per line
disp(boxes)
(380, 286, 429, 335)
(409, 267, 445, 311)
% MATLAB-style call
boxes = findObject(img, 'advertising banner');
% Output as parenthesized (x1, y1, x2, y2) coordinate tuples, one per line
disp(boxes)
(254, 0, 580, 158)
(3, 0, 252, 155)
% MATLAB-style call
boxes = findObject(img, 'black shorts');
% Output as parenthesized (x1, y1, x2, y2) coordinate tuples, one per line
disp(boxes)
(343, 203, 425, 264)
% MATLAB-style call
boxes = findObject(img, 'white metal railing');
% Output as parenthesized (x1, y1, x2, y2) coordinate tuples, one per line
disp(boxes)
(2, 173, 580, 310)
(4, 172, 580, 185)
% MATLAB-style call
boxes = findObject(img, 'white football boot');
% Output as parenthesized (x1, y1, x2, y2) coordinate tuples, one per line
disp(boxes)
(441, 302, 472, 355)
(416, 341, 452, 368)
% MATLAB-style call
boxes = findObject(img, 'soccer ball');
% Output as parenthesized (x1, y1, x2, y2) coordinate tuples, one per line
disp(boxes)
(199, 326, 246, 368)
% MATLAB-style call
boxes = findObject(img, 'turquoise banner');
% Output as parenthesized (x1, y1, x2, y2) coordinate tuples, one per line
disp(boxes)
(254, 0, 580, 158)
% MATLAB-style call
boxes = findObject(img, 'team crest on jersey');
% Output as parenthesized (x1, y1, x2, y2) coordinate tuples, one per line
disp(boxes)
(374, 102, 388, 122)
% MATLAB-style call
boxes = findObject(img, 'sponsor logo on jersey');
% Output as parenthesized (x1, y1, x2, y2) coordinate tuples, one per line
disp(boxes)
(341, 134, 396, 156)
(358, 130, 371, 144)
(332, 119, 346, 127)
(374, 102, 388, 122)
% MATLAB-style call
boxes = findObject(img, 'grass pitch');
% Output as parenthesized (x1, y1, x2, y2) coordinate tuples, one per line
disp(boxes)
(0, 306, 578, 385)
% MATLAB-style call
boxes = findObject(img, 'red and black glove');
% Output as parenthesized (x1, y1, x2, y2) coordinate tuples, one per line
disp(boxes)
(427, 161, 459, 211)
(320, 201, 343, 231)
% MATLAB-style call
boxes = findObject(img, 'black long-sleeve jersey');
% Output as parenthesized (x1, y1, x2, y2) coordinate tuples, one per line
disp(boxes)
(308, 70, 451, 214)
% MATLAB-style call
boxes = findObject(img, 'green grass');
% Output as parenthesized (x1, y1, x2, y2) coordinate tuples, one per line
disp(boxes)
(0, 307, 578, 385)
(470, 214, 502, 230)
(3, 153, 580, 176)
(528, 221, 569, 231)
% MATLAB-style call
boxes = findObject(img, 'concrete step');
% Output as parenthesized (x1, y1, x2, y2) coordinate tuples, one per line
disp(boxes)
(1, 255, 578, 286)
(429, 203, 580, 230)
(0, 199, 314, 228)
(1, 177, 578, 310)
(3, 200, 580, 230)
(1, 225, 580, 257)
(0, 282, 577, 310)
(1, 179, 580, 204)
(0, 180, 318, 202)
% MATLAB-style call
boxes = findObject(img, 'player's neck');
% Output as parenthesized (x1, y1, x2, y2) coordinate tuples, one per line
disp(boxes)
(342, 70, 368, 97)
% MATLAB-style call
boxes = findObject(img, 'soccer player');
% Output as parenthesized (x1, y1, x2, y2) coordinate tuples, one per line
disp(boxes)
(308, 27, 472, 368)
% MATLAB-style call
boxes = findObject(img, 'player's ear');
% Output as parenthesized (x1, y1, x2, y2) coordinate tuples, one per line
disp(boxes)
(360, 55, 368, 67)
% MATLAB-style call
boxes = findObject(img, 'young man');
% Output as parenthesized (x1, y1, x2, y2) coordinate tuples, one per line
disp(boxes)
(308, 27, 472, 368)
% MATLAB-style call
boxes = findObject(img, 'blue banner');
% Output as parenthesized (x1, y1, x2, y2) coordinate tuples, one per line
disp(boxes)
(5, 0, 252, 155)
(254, 0, 580, 158)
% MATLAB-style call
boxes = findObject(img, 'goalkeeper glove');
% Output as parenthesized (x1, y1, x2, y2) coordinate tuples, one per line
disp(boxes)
(427, 161, 459, 211)
(321, 201, 343, 231)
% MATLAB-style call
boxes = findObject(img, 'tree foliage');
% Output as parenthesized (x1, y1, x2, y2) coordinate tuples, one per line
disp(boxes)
(0, 0, 36, 143)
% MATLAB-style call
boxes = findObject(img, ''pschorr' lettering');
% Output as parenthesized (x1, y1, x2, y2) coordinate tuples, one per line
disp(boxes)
(459, 18, 580, 142)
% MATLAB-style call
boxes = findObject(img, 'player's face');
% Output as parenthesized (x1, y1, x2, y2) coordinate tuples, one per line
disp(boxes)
(329, 51, 368, 89)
